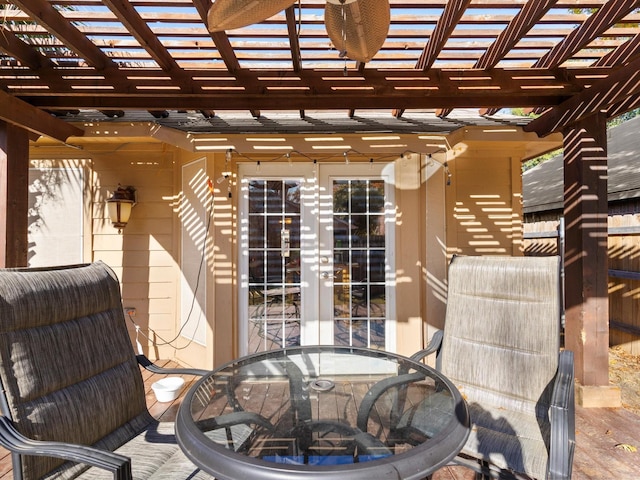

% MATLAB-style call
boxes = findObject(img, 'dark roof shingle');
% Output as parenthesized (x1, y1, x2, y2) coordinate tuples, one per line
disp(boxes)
(523, 115, 640, 213)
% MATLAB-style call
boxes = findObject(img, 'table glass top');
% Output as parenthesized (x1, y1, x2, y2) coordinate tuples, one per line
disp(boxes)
(182, 346, 467, 472)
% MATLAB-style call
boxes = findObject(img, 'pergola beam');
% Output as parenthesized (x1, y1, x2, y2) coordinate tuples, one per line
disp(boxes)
(594, 32, 640, 67)
(525, 54, 640, 136)
(285, 5, 303, 118)
(13, 0, 167, 117)
(102, 0, 184, 79)
(192, 0, 259, 117)
(19, 91, 573, 112)
(394, 0, 471, 119)
(418, 0, 557, 119)
(0, 122, 29, 268)
(473, 0, 637, 117)
(285, 6, 303, 72)
(475, 0, 558, 69)
(0, 28, 71, 91)
(191, 0, 242, 75)
(10, 65, 597, 112)
(0, 91, 83, 142)
(417, 0, 472, 71)
(607, 93, 640, 118)
(534, 0, 640, 68)
(102, 0, 213, 117)
(14, 0, 123, 76)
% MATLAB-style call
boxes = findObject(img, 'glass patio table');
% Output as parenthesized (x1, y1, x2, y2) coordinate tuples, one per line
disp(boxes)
(175, 346, 469, 480)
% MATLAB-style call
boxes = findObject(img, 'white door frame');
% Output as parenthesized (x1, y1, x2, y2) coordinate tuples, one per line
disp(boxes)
(238, 162, 396, 355)
(317, 163, 396, 350)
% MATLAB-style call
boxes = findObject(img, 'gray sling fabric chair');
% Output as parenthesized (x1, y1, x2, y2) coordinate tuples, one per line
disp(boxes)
(0, 261, 216, 480)
(360, 255, 575, 479)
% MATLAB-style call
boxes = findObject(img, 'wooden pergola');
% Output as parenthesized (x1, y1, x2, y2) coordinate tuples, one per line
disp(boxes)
(2, 0, 640, 404)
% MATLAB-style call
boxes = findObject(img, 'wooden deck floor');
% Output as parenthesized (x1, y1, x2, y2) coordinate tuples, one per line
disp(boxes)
(1, 361, 638, 479)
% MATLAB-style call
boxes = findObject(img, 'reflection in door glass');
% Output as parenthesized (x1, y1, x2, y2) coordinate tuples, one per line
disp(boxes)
(332, 180, 386, 349)
(247, 180, 301, 353)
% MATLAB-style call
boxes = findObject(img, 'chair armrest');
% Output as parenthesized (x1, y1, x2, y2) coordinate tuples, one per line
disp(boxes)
(136, 354, 209, 376)
(410, 330, 444, 363)
(220, 358, 312, 422)
(549, 350, 576, 480)
(196, 411, 275, 433)
(283, 359, 313, 424)
(196, 411, 276, 452)
(0, 416, 132, 480)
(353, 431, 392, 457)
(289, 419, 392, 458)
(356, 372, 425, 432)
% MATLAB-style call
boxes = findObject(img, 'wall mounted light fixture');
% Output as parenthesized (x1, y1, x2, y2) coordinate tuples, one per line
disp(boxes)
(106, 185, 136, 233)
(444, 162, 452, 186)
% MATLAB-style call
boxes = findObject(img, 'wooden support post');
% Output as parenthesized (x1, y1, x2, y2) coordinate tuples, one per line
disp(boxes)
(0, 121, 29, 268)
(563, 113, 621, 407)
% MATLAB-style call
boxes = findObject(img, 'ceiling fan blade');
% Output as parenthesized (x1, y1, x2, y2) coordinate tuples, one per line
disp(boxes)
(207, 0, 296, 32)
(324, 0, 390, 64)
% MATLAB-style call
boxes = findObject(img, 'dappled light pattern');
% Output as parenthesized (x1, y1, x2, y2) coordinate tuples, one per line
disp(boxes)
(452, 160, 520, 256)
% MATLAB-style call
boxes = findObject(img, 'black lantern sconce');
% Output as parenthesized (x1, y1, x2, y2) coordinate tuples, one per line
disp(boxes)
(106, 185, 137, 233)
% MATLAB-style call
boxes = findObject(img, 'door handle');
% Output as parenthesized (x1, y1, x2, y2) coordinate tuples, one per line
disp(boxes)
(281, 229, 290, 258)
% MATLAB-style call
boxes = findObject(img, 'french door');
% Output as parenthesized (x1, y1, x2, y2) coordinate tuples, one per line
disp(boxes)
(238, 162, 396, 355)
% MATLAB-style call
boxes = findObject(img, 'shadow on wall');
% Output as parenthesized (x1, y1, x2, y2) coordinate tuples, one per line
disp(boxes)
(28, 165, 84, 267)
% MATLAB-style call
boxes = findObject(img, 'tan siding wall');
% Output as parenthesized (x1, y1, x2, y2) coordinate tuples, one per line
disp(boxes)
(398, 139, 528, 355)
(28, 143, 194, 364)
(173, 149, 234, 369)
(394, 154, 425, 356)
(210, 152, 236, 366)
(28, 128, 543, 368)
(447, 145, 524, 257)
(28, 156, 93, 265)
(91, 143, 182, 361)
(423, 156, 448, 342)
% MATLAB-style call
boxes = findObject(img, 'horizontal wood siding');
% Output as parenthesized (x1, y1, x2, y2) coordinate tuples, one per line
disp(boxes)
(609, 215, 640, 355)
(92, 145, 180, 360)
(448, 147, 522, 256)
(524, 214, 640, 354)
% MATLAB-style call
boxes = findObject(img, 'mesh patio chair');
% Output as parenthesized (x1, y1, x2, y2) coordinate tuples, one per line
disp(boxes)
(358, 255, 575, 479)
(0, 261, 227, 480)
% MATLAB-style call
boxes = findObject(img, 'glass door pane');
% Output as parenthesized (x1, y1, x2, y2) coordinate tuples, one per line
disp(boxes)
(318, 163, 395, 351)
(332, 179, 387, 349)
(246, 179, 302, 353)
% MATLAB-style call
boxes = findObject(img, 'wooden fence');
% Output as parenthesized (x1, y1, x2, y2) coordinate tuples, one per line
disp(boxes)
(523, 215, 640, 355)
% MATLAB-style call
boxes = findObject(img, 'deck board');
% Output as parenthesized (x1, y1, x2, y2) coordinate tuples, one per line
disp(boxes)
(1, 362, 638, 479)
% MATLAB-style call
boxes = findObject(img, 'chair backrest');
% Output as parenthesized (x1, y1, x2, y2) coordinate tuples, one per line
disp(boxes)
(0, 262, 149, 480)
(440, 255, 561, 411)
